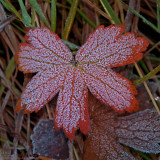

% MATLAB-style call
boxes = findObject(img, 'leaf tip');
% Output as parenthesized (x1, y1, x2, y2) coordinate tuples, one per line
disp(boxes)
(79, 120, 90, 135)
(15, 98, 23, 113)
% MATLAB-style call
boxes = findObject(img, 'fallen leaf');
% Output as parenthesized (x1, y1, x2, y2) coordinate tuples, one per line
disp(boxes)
(15, 25, 149, 139)
(84, 94, 160, 160)
(31, 119, 69, 159)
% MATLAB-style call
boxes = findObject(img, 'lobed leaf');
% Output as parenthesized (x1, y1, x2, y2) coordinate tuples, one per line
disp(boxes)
(54, 67, 90, 140)
(76, 25, 149, 68)
(15, 27, 73, 73)
(16, 65, 69, 113)
(79, 64, 138, 113)
(15, 25, 149, 140)
(84, 124, 136, 160)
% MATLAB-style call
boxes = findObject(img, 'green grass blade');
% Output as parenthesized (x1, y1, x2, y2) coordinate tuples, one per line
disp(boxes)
(51, 0, 56, 32)
(120, 0, 159, 32)
(0, 138, 23, 148)
(57, 1, 96, 29)
(1, 0, 22, 21)
(18, 0, 32, 27)
(1, 74, 20, 97)
(5, 57, 16, 79)
(31, 7, 36, 26)
(133, 64, 160, 87)
(62, 0, 79, 40)
(100, 0, 121, 24)
(28, 0, 50, 27)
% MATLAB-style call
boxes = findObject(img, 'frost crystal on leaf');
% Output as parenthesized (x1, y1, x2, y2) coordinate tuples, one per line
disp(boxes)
(15, 25, 149, 140)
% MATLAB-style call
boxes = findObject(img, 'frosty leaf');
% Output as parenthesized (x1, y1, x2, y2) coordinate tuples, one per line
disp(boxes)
(54, 67, 90, 140)
(31, 119, 69, 159)
(16, 65, 69, 113)
(76, 25, 149, 68)
(84, 94, 160, 160)
(15, 27, 73, 73)
(79, 64, 138, 113)
(15, 25, 149, 140)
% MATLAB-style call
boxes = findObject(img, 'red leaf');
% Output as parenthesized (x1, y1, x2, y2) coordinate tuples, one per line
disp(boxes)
(76, 25, 149, 68)
(54, 67, 90, 140)
(15, 25, 149, 139)
(79, 64, 139, 113)
(15, 27, 72, 73)
(16, 65, 69, 113)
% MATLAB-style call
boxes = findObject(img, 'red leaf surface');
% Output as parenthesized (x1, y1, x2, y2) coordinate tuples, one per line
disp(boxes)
(76, 25, 148, 68)
(15, 27, 72, 73)
(79, 65, 138, 113)
(16, 65, 69, 113)
(54, 67, 90, 140)
(15, 25, 149, 140)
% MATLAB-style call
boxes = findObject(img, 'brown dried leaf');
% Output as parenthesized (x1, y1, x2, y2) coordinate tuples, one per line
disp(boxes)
(116, 109, 160, 153)
(84, 94, 160, 160)
(31, 119, 69, 159)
